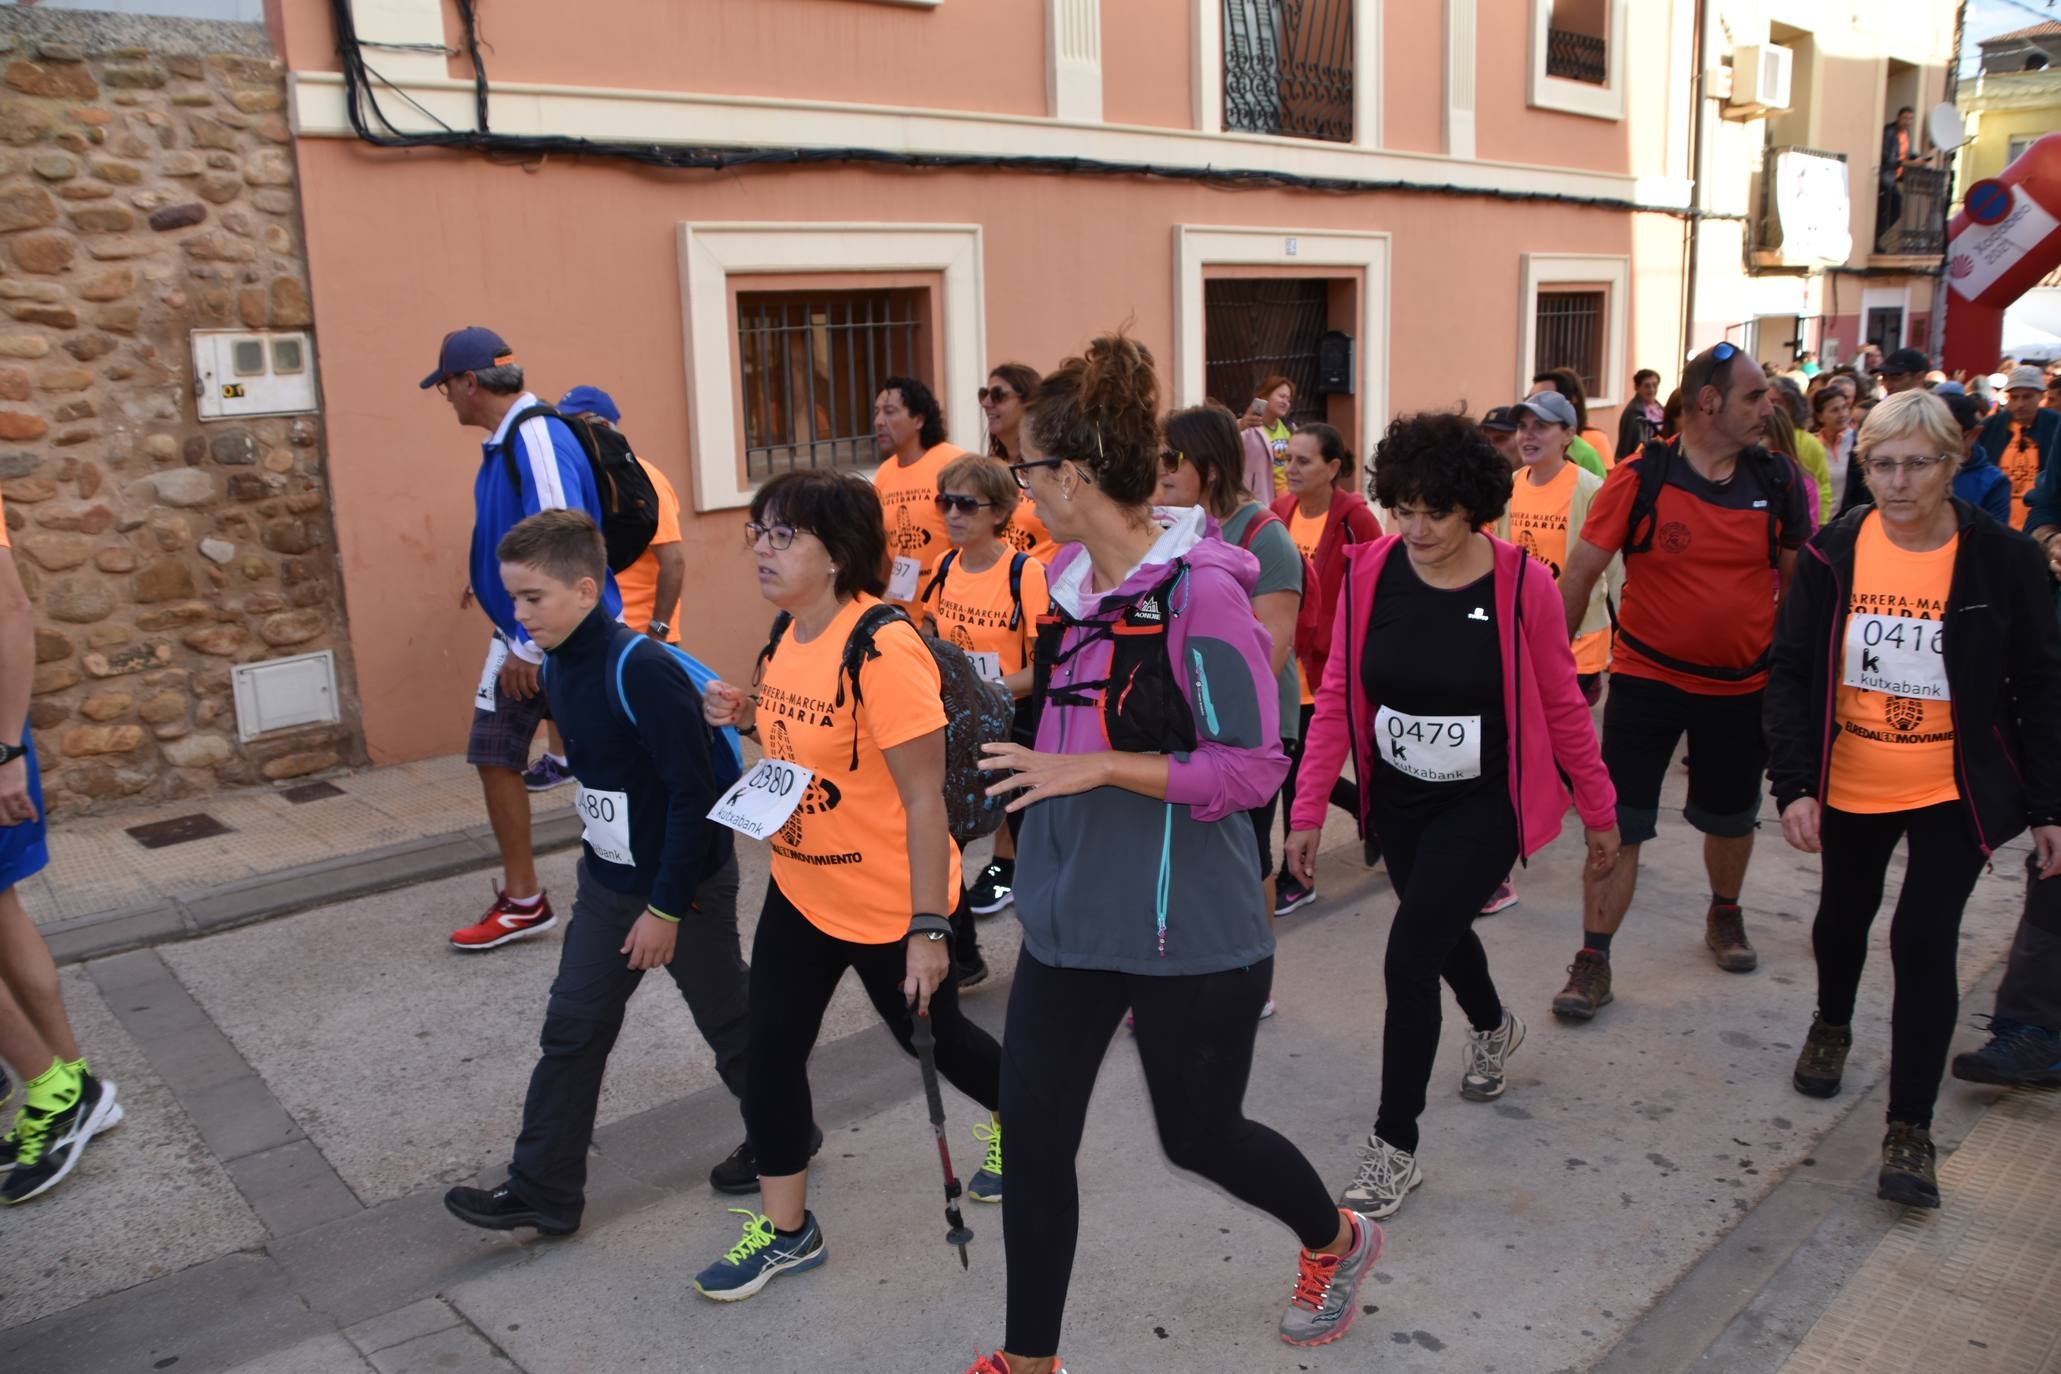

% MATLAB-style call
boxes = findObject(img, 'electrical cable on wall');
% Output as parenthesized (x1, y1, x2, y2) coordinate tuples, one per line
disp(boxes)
(330, 0, 1738, 221)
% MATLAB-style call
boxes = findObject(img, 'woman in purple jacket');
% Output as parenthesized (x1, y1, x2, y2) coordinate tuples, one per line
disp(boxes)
(959, 333, 1379, 1374)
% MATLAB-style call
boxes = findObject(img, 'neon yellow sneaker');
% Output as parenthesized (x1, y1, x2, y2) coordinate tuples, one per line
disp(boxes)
(968, 1119, 1002, 1203)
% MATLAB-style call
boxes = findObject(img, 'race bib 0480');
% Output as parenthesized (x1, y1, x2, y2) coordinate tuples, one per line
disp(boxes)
(707, 757, 817, 842)
(1374, 706, 1483, 784)
(888, 555, 922, 602)
(1842, 613, 1949, 701)
(575, 786, 634, 867)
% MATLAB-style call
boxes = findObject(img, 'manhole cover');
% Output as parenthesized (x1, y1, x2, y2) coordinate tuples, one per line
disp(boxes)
(279, 781, 345, 804)
(125, 813, 233, 849)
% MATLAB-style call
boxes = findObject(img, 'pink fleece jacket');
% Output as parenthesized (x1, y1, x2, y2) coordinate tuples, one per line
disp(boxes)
(1290, 534, 1617, 859)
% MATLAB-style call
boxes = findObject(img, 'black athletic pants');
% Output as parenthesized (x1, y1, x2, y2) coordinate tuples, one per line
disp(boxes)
(743, 879, 1001, 1178)
(1813, 802, 1987, 1128)
(509, 856, 749, 1220)
(1370, 786, 1518, 1154)
(999, 949, 1339, 1358)
(1997, 854, 2061, 1031)
(1279, 701, 1361, 867)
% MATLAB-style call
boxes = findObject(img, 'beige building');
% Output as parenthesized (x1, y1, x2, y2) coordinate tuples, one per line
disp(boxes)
(1954, 22, 2061, 198)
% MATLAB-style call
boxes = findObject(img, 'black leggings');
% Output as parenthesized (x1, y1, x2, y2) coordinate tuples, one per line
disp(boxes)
(1371, 785, 1517, 1154)
(743, 880, 1002, 1177)
(999, 949, 1338, 1359)
(1813, 802, 1987, 1128)
(1279, 701, 1361, 866)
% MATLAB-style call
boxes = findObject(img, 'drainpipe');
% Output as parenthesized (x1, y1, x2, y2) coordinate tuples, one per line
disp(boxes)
(1681, 0, 1709, 366)
(1932, 0, 1968, 362)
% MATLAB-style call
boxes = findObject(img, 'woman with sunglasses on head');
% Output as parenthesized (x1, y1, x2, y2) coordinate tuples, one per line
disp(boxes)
(960, 332, 1379, 1374)
(1767, 388, 2061, 1211)
(920, 453, 1053, 988)
(695, 470, 1004, 1303)
(982, 364, 1059, 562)
(1271, 423, 1383, 915)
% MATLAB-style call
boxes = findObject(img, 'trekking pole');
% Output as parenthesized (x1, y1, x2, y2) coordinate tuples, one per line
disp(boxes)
(911, 1011, 974, 1269)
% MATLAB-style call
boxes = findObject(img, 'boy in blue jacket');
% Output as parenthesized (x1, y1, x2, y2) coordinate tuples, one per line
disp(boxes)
(443, 510, 770, 1228)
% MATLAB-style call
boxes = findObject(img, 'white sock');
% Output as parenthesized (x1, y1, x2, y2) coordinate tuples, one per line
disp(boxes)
(504, 890, 543, 909)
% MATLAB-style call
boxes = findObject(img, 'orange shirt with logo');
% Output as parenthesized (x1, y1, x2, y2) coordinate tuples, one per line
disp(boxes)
(612, 456, 682, 642)
(755, 594, 960, 943)
(1827, 513, 1959, 814)
(921, 547, 1050, 679)
(873, 442, 965, 608)
(1999, 421, 2043, 509)
(1507, 462, 1609, 674)
(1289, 506, 1325, 705)
(1000, 501, 1059, 564)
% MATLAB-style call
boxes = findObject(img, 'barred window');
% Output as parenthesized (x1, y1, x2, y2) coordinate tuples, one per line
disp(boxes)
(1534, 289, 1606, 398)
(1223, 0, 1354, 143)
(737, 288, 929, 480)
(1545, 0, 1608, 86)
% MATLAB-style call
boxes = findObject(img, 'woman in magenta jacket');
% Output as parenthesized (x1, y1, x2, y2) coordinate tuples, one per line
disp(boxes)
(1285, 411, 1620, 1221)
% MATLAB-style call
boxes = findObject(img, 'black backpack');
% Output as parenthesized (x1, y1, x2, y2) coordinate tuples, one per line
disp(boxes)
(1032, 560, 1198, 756)
(758, 604, 1015, 844)
(1609, 437, 1797, 682)
(500, 405, 661, 573)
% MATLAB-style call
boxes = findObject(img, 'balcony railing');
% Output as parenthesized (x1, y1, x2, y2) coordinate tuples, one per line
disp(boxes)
(1545, 26, 1607, 85)
(1224, 0, 1354, 143)
(1875, 164, 1948, 256)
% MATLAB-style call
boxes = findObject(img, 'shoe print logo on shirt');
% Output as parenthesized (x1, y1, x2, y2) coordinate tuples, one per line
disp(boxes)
(1658, 521, 1692, 554)
(1884, 694, 1924, 734)
(890, 505, 933, 557)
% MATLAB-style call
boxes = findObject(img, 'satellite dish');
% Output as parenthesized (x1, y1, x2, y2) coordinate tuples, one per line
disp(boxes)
(1927, 102, 1967, 152)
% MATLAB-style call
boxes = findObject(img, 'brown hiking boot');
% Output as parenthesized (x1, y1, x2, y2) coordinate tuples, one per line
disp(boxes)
(1551, 950, 1614, 1020)
(1878, 1121, 1940, 1209)
(1792, 1015, 1851, 1098)
(1705, 902, 1758, 972)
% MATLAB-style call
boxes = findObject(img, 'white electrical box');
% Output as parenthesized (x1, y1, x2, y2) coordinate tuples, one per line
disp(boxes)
(192, 329, 319, 420)
(232, 649, 340, 741)
(1731, 45, 1794, 112)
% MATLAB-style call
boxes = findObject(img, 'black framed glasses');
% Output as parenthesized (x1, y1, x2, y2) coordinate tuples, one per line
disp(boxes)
(977, 386, 1017, 404)
(1008, 458, 1064, 491)
(933, 494, 995, 515)
(742, 521, 803, 551)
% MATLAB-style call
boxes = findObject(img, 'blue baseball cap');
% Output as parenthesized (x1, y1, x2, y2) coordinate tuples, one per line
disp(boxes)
(557, 385, 621, 424)
(420, 326, 515, 389)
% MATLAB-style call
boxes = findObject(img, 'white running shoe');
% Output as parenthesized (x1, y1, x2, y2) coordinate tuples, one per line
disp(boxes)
(1338, 1134, 1423, 1219)
(1461, 1007, 1526, 1101)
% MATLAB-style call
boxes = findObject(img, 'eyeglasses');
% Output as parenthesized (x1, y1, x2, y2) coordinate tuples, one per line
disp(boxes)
(933, 494, 995, 514)
(977, 386, 1016, 404)
(1160, 449, 1185, 470)
(1008, 458, 1065, 491)
(1858, 454, 1954, 478)
(742, 521, 804, 551)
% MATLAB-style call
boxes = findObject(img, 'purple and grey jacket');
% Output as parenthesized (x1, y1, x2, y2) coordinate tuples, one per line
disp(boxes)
(1014, 507, 1292, 975)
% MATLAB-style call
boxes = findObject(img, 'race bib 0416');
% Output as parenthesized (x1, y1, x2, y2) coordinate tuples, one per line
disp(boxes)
(1842, 613, 1949, 701)
(1374, 706, 1483, 784)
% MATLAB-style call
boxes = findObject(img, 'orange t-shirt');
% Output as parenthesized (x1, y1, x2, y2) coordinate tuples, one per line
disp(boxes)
(1580, 428, 1614, 471)
(612, 456, 682, 642)
(1289, 506, 1325, 705)
(1508, 462, 1610, 674)
(921, 547, 1050, 681)
(873, 442, 965, 608)
(1999, 421, 2042, 509)
(755, 594, 960, 943)
(1000, 501, 1059, 564)
(1827, 513, 1958, 814)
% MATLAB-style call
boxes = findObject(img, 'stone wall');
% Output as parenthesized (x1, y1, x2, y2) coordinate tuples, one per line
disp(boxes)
(0, 10, 359, 813)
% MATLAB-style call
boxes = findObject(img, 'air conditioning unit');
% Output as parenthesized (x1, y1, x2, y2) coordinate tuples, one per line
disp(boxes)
(1730, 44, 1794, 112)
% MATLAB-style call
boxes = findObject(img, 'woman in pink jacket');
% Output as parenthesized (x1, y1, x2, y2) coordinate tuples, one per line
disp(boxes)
(1285, 411, 1620, 1220)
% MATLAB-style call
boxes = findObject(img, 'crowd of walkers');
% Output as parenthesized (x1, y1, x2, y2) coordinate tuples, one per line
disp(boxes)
(7, 326, 2061, 1372)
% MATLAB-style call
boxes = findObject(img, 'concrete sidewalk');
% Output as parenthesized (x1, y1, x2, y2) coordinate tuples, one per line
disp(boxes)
(3, 759, 2056, 1373)
(20, 755, 585, 964)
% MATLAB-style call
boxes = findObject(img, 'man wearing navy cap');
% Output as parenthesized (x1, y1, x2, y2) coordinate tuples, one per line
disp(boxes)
(423, 327, 621, 952)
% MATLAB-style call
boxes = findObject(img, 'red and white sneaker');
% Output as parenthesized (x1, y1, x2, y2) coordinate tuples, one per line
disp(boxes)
(964, 1353, 1065, 1374)
(450, 886, 556, 951)
(1480, 881, 1518, 915)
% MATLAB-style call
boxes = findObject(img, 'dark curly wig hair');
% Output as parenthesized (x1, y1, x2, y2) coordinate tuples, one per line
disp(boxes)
(1369, 410, 1512, 528)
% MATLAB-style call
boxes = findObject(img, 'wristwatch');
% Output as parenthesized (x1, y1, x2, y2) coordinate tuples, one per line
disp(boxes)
(647, 620, 671, 638)
(906, 912, 952, 942)
(0, 741, 22, 766)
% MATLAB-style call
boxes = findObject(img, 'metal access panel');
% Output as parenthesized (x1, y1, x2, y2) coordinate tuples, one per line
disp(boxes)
(192, 329, 318, 419)
(231, 649, 340, 741)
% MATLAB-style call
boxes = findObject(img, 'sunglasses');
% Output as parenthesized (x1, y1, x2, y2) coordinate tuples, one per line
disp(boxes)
(1160, 449, 1184, 470)
(1711, 341, 1739, 362)
(978, 386, 1017, 404)
(933, 494, 995, 514)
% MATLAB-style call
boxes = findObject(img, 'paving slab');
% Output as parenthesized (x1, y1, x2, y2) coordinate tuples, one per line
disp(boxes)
(0, 968, 265, 1332)
(222, 1333, 375, 1374)
(368, 1324, 523, 1374)
(342, 1297, 464, 1356)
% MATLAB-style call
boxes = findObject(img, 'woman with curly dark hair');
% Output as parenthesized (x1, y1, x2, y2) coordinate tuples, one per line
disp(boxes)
(1286, 410, 1620, 1220)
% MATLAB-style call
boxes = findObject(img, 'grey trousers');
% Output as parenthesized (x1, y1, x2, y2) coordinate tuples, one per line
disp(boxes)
(1996, 855, 2061, 1032)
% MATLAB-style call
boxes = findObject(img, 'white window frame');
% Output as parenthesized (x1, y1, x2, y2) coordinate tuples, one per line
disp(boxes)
(676, 223, 986, 513)
(1193, 0, 1383, 149)
(1171, 225, 1391, 436)
(1528, 0, 1626, 122)
(1519, 253, 1629, 408)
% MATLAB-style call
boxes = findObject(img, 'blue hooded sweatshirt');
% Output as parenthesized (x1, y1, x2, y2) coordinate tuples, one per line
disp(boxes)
(470, 393, 621, 662)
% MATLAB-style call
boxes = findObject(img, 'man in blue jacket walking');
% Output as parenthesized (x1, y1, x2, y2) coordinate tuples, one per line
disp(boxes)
(423, 326, 620, 952)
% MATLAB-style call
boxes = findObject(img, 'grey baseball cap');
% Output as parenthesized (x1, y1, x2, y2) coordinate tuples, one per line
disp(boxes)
(1512, 391, 1579, 427)
(2006, 364, 2046, 392)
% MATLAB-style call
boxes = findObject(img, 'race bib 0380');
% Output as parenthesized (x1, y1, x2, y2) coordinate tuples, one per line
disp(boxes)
(1842, 612, 1949, 701)
(1374, 706, 1483, 784)
(707, 757, 816, 842)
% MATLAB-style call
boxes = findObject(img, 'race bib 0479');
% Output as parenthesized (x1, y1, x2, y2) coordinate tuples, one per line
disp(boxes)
(1842, 613, 1949, 701)
(1374, 706, 1483, 784)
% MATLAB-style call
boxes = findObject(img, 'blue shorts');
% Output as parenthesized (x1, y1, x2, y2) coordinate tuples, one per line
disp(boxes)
(0, 729, 49, 891)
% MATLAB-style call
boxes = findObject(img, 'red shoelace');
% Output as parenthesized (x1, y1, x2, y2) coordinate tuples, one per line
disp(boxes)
(1290, 1244, 1344, 1311)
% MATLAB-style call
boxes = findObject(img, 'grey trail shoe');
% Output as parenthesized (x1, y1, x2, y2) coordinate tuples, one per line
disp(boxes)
(1338, 1134, 1423, 1219)
(1279, 1209, 1383, 1348)
(1461, 1008, 1526, 1101)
